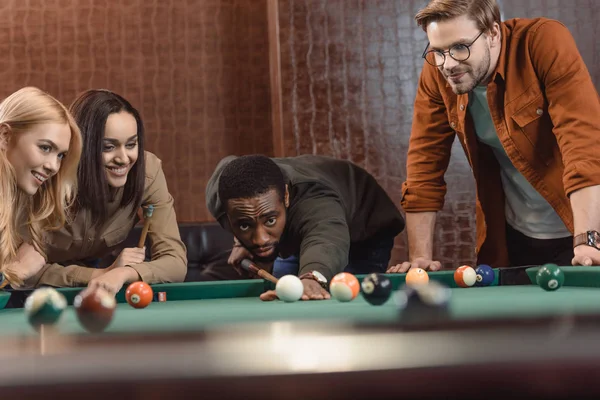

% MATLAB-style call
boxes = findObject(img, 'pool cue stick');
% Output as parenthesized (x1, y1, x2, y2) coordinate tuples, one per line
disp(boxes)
(240, 259, 279, 284)
(137, 205, 154, 248)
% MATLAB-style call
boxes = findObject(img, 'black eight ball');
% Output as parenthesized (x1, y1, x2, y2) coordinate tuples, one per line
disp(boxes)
(361, 273, 392, 305)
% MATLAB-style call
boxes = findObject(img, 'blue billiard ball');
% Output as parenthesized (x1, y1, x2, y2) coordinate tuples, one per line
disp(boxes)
(475, 264, 494, 286)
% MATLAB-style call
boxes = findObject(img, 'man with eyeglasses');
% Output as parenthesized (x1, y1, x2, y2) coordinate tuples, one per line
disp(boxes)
(388, 0, 600, 273)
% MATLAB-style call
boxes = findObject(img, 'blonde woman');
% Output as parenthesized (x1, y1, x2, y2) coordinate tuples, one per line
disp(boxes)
(0, 87, 82, 289)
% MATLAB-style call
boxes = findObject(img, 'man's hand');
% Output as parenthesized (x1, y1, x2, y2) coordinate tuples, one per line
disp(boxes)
(228, 245, 253, 275)
(110, 247, 146, 270)
(572, 245, 600, 266)
(259, 277, 331, 301)
(87, 267, 140, 296)
(386, 257, 442, 273)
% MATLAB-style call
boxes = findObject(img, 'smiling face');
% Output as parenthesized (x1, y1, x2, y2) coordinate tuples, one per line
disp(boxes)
(426, 15, 501, 94)
(3, 122, 71, 195)
(102, 111, 139, 188)
(226, 188, 289, 263)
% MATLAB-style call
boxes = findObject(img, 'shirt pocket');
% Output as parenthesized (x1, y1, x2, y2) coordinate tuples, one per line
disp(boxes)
(509, 92, 553, 166)
(102, 224, 134, 249)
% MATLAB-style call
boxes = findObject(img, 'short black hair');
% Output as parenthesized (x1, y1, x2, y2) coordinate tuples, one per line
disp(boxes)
(69, 89, 146, 225)
(218, 155, 286, 205)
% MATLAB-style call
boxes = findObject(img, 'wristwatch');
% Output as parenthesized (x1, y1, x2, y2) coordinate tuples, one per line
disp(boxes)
(299, 270, 329, 291)
(573, 231, 600, 250)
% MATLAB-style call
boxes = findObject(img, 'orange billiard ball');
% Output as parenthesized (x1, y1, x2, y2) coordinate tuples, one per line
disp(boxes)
(405, 268, 429, 287)
(125, 281, 154, 309)
(329, 272, 360, 302)
(454, 265, 477, 288)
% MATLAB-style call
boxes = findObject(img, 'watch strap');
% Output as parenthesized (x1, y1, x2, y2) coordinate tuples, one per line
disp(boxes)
(299, 272, 329, 290)
(573, 231, 600, 250)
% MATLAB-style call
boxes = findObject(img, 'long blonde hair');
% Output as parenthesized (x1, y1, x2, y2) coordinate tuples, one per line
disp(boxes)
(0, 87, 82, 283)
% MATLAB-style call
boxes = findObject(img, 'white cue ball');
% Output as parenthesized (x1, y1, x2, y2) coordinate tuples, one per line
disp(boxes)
(276, 275, 304, 302)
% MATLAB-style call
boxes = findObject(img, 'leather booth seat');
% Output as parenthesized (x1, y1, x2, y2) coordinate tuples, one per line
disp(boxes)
(118, 222, 248, 282)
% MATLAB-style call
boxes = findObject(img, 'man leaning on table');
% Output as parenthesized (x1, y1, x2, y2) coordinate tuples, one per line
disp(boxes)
(388, 0, 600, 274)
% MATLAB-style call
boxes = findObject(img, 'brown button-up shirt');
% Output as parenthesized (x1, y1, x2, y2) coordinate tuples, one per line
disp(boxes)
(401, 18, 600, 268)
(23, 151, 187, 288)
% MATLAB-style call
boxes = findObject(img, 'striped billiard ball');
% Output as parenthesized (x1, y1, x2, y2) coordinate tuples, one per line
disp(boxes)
(454, 265, 477, 288)
(24, 288, 67, 331)
(330, 272, 360, 302)
(74, 288, 117, 333)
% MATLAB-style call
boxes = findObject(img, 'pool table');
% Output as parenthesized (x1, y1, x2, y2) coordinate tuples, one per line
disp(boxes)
(3, 266, 600, 399)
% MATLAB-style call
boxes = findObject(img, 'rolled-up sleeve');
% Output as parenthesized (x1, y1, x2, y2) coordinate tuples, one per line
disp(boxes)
(401, 63, 456, 212)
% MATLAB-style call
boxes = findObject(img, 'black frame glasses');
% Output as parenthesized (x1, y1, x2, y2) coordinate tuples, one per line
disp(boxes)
(422, 31, 485, 67)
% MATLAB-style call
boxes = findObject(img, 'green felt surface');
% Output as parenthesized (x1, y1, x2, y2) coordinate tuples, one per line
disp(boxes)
(526, 266, 600, 287)
(2, 285, 600, 337)
(0, 292, 9, 309)
(1, 270, 500, 310)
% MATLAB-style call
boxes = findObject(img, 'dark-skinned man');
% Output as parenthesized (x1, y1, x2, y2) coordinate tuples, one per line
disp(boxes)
(205, 154, 405, 301)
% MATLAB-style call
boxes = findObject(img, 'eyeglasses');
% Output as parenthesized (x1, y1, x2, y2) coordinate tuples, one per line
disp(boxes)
(422, 31, 485, 67)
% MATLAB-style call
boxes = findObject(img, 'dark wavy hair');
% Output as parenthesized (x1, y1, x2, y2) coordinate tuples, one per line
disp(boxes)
(69, 89, 145, 225)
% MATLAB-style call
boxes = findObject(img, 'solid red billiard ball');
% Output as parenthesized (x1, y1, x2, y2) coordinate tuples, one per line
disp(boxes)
(74, 288, 116, 333)
(125, 281, 154, 308)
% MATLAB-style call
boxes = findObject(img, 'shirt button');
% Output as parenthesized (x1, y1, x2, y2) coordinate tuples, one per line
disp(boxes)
(88, 237, 93, 242)
(460, 104, 465, 111)
(450, 121, 456, 129)
(536, 108, 543, 115)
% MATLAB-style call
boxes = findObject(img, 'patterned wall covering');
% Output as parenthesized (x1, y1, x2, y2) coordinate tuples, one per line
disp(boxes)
(0, 1, 598, 268)
(0, 0, 272, 222)
(276, 0, 600, 267)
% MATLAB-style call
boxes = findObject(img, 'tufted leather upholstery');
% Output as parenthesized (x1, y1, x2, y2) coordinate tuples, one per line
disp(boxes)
(118, 222, 248, 282)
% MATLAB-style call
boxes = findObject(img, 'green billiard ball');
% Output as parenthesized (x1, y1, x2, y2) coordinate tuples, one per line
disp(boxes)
(536, 264, 564, 291)
(24, 288, 67, 331)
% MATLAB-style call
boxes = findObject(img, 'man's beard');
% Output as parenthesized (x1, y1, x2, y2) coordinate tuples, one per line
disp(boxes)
(249, 243, 281, 263)
(445, 46, 491, 95)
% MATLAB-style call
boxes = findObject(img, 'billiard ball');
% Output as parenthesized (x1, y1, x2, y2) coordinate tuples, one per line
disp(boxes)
(361, 273, 392, 306)
(405, 268, 429, 287)
(125, 281, 154, 308)
(396, 280, 452, 324)
(475, 264, 495, 287)
(276, 275, 304, 302)
(454, 265, 477, 288)
(74, 288, 117, 333)
(330, 272, 360, 302)
(536, 264, 564, 291)
(24, 288, 67, 331)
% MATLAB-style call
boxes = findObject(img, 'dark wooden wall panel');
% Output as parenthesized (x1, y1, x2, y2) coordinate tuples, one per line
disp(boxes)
(276, 0, 600, 267)
(0, 0, 272, 222)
